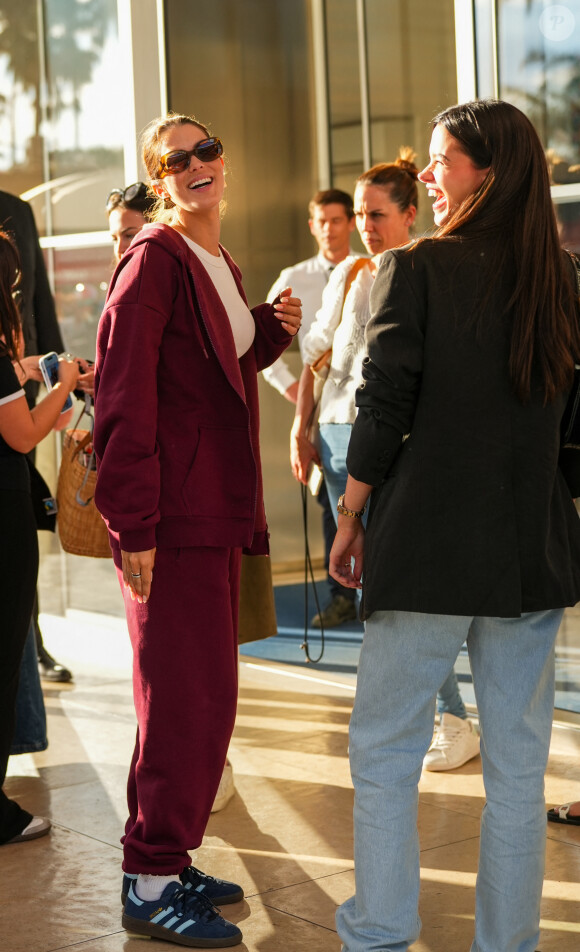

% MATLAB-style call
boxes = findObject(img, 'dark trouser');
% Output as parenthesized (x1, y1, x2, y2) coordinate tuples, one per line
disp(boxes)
(32, 592, 45, 657)
(115, 545, 241, 874)
(11, 619, 48, 754)
(0, 488, 39, 843)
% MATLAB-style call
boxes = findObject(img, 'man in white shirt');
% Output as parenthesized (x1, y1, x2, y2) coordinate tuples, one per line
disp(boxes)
(265, 189, 356, 401)
(264, 189, 358, 628)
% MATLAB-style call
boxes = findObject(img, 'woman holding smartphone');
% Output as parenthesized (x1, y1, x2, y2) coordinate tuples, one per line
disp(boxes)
(0, 230, 78, 846)
(94, 113, 300, 947)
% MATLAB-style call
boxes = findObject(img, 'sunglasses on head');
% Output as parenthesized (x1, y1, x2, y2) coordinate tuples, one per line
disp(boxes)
(106, 182, 150, 211)
(157, 137, 223, 177)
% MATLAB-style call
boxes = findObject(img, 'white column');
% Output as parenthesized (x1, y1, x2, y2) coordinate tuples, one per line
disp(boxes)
(311, 0, 332, 189)
(454, 0, 477, 102)
(117, 0, 167, 183)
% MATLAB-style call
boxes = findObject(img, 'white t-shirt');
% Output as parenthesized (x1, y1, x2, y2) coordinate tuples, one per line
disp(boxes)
(181, 234, 255, 358)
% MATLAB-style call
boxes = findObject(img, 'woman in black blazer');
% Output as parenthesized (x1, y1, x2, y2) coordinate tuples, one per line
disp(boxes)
(330, 100, 580, 952)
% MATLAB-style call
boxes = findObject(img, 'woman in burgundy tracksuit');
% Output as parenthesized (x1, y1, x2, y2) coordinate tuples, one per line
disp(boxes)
(94, 113, 300, 948)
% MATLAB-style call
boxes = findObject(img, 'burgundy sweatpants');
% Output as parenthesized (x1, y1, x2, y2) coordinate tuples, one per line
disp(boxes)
(115, 545, 241, 874)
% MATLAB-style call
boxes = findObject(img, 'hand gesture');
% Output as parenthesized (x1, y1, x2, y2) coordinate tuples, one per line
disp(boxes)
(329, 519, 365, 589)
(273, 286, 302, 336)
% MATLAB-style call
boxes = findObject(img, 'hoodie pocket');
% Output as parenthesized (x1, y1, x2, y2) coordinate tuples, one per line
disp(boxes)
(181, 424, 255, 517)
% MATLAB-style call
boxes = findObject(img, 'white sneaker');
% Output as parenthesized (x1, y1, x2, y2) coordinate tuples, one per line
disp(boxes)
(7, 816, 51, 843)
(210, 760, 235, 812)
(423, 712, 480, 772)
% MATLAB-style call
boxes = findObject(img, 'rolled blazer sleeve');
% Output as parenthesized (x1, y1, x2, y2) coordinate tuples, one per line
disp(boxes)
(347, 250, 425, 485)
(94, 247, 172, 552)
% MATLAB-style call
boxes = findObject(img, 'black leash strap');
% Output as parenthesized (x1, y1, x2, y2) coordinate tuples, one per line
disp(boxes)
(300, 482, 325, 663)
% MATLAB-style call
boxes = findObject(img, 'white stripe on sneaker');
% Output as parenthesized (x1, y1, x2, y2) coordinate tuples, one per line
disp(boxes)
(128, 887, 144, 907)
(151, 905, 175, 924)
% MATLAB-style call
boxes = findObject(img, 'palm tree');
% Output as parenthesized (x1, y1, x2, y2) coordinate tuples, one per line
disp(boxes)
(0, 0, 115, 150)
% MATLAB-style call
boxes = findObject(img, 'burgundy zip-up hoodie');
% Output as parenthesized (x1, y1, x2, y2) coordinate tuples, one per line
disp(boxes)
(94, 223, 292, 556)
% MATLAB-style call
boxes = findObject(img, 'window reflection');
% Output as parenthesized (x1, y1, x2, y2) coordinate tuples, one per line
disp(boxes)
(0, 0, 124, 236)
(555, 199, 580, 253)
(0, 0, 44, 189)
(498, 0, 580, 175)
(42, 0, 123, 235)
(47, 244, 111, 360)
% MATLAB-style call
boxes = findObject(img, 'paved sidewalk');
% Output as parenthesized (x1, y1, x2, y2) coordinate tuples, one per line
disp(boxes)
(2, 610, 579, 951)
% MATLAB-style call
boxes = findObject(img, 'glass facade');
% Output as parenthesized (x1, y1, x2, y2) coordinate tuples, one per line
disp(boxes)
(496, 0, 580, 170)
(327, 0, 457, 234)
(0, 0, 124, 233)
(0, 0, 123, 368)
(164, 0, 318, 309)
(473, 0, 580, 252)
(51, 244, 112, 359)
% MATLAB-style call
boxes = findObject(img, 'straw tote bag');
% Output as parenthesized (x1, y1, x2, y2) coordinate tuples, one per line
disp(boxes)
(56, 399, 112, 558)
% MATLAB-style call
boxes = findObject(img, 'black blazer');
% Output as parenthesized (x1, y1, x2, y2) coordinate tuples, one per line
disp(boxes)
(0, 191, 64, 403)
(347, 237, 580, 619)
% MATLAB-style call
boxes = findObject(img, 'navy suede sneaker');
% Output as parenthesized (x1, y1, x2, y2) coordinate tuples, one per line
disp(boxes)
(122, 881, 242, 947)
(121, 865, 244, 906)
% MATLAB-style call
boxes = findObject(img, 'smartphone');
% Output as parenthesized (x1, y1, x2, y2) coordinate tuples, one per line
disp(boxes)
(306, 460, 324, 497)
(38, 351, 73, 412)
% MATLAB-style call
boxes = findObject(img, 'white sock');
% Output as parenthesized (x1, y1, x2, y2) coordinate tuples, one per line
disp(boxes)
(135, 873, 181, 902)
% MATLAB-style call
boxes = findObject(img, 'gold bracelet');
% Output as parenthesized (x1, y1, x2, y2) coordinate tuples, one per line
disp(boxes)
(337, 493, 366, 519)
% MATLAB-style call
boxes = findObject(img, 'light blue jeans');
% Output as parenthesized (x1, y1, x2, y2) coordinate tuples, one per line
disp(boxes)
(437, 666, 467, 719)
(336, 607, 562, 952)
(320, 422, 469, 720)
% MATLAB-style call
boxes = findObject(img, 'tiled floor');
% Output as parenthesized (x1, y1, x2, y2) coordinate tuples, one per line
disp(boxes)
(2, 610, 580, 952)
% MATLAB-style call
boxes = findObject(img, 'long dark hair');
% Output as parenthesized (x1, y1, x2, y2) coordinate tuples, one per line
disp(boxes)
(0, 230, 22, 360)
(431, 99, 579, 404)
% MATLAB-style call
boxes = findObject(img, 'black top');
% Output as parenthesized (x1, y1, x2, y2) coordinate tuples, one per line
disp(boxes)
(347, 237, 580, 619)
(0, 353, 28, 491)
(0, 191, 64, 406)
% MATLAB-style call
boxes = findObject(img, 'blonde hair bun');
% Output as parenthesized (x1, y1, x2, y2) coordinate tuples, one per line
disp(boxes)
(395, 146, 419, 179)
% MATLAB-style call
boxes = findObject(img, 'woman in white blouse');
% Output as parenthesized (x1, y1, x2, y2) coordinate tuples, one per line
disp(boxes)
(290, 150, 418, 511)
